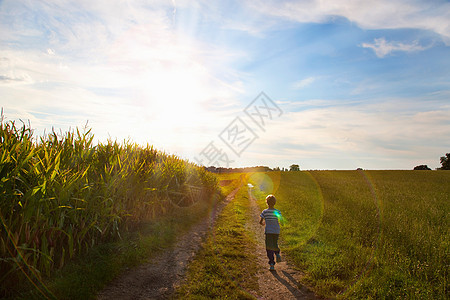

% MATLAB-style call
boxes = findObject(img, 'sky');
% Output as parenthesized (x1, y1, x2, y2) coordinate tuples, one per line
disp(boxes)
(1, 0, 449, 170)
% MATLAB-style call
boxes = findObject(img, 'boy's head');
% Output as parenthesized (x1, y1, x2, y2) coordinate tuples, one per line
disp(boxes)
(266, 194, 276, 207)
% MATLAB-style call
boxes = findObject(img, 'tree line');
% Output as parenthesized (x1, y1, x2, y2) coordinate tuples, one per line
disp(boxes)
(205, 164, 301, 173)
(414, 152, 450, 170)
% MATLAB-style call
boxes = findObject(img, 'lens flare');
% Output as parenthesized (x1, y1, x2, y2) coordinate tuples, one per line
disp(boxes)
(248, 172, 280, 195)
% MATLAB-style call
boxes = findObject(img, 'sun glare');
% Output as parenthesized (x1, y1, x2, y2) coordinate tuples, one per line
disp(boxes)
(105, 22, 219, 151)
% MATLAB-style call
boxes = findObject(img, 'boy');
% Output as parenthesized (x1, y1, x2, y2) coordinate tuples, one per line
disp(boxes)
(259, 194, 282, 271)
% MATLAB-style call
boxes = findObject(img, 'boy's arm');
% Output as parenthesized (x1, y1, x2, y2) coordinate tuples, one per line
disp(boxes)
(259, 217, 265, 225)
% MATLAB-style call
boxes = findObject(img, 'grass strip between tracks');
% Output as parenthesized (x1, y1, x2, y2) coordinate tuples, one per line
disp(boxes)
(176, 180, 259, 299)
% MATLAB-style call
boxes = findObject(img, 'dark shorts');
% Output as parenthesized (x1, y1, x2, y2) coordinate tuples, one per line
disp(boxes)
(265, 233, 280, 251)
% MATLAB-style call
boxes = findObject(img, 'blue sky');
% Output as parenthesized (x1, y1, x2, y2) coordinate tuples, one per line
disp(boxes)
(1, 0, 449, 170)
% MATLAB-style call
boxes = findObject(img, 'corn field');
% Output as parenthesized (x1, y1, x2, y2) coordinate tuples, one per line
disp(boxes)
(0, 117, 218, 295)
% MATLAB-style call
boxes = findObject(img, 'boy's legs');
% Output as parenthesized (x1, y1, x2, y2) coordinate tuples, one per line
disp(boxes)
(266, 249, 275, 266)
(265, 234, 280, 265)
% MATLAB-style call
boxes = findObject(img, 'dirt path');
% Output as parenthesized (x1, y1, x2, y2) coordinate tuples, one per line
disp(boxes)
(246, 186, 320, 300)
(97, 188, 239, 300)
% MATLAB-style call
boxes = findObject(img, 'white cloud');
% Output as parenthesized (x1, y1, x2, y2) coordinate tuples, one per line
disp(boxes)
(245, 0, 450, 44)
(292, 76, 316, 89)
(361, 38, 429, 58)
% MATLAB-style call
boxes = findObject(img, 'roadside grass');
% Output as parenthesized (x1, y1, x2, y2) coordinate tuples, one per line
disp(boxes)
(15, 195, 219, 300)
(176, 179, 259, 299)
(248, 170, 449, 299)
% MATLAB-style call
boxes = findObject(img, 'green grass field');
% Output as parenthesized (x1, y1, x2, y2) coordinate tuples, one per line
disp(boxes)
(249, 170, 449, 299)
(178, 170, 449, 299)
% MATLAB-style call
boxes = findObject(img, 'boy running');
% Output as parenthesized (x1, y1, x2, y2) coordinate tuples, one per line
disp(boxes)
(259, 194, 282, 271)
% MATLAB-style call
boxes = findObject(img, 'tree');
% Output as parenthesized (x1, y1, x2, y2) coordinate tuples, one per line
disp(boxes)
(414, 165, 431, 170)
(289, 164, 300, 171)
(439, 153, 450, 170)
